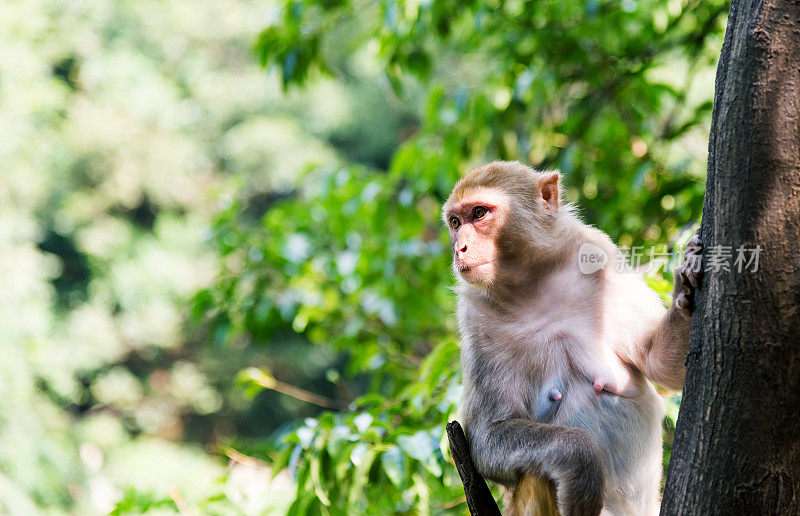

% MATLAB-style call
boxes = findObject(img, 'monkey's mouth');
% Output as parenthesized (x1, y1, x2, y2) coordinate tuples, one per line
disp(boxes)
(456, 260, 494, 273)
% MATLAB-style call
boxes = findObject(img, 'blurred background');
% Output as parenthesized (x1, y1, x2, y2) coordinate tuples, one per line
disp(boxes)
(0, 0, 726, 514)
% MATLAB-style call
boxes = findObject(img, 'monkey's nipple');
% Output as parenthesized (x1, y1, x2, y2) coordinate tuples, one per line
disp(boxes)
(593, 379, 605, 392)
(547, 386, 562, 402)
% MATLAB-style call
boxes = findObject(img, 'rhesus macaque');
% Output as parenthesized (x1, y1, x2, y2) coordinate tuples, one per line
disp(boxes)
(442, 161, 702, 516)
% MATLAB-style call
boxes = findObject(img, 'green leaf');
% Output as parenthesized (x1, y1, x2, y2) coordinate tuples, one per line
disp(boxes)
(381, 446, 406, 488)
(398, 430, 442, 477)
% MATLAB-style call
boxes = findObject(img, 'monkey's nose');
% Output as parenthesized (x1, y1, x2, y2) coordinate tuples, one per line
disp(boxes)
(459, 245, 467, 253)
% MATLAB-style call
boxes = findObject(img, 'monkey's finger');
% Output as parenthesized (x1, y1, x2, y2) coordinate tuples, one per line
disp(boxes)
(688, 227, 702, 245)
(675, 292, 691, 310)
(685, 269, 702, 290)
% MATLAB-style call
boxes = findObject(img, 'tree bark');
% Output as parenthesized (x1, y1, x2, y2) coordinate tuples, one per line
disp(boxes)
(661, 0, 800, 514)
(446, 421, 502, 516)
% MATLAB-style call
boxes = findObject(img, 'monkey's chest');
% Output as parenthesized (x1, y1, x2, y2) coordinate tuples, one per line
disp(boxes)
(471, 329, 575, 420)
(475, 320, 634, 423)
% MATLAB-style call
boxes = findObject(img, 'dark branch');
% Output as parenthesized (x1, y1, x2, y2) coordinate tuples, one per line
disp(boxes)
(446, 421, 502, 516)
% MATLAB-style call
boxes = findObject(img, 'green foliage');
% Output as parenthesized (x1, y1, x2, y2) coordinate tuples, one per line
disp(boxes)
(0, 0, 352, 512)
(276, 341, 464, 514)
(199, 163, 471, 511)
(254, 0, 726, 245)
(110, 489, 179, 515)
(203, 165, 453, 382)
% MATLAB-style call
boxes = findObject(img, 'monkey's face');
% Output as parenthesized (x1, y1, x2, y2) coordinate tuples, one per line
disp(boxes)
(443, 188, 509, 286)
(443, 163, 562, 288)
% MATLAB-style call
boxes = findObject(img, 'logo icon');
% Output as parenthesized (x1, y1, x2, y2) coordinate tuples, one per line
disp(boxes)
(578, 242, 608, 274)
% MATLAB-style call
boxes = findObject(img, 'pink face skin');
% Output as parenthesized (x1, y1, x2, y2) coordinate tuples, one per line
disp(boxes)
(443, 189, 509, 285)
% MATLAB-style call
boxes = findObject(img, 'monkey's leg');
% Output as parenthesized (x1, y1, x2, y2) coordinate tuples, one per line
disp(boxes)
(469, 419, 604, 516)
(508, 473, 560, 516)
(641, 229, 703, 390)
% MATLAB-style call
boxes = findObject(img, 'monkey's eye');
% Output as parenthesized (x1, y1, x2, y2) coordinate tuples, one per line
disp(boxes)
(449, 216, 461, 229)
(472, 206, 488, 220)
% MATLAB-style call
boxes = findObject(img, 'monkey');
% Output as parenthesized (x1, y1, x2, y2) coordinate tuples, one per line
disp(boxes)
(442, 161, 702, 516)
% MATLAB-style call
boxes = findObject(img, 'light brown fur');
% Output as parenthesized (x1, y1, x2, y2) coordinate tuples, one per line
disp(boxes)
(506, 474, 560, 516)
(443, 161, 701, 516)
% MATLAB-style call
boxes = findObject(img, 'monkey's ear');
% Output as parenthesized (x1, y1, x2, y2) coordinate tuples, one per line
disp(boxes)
(538, 172, 560, 213)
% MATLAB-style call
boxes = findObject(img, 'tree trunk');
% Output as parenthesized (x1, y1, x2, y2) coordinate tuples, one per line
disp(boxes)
(661, 0, 800, 513)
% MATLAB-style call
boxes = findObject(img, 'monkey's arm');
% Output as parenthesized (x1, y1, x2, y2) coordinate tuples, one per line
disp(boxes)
(638, 231, 703, 391)
(639, 305, 692, 390)
(468, 419, 605, 516)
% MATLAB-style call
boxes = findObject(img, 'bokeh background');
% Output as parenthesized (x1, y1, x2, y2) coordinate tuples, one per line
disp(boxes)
(1, 0, 727, 513)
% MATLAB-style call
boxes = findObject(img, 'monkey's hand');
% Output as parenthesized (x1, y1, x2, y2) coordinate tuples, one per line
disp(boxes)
(673, 228, 703, 312)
